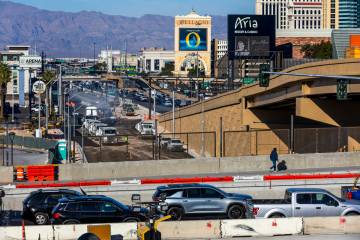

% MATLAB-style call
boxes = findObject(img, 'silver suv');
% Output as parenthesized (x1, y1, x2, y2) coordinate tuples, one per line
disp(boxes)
(153, 184, 254, 220)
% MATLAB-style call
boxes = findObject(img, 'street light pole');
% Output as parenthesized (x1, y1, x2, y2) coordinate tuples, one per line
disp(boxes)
(9, 132, 15, 166)
(172, 90, 175, 138)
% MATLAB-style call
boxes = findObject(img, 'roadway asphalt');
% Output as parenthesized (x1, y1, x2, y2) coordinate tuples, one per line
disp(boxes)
(0, 148, 47, 166)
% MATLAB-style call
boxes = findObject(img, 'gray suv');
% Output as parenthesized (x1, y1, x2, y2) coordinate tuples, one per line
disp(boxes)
(153, 184, 254, 220)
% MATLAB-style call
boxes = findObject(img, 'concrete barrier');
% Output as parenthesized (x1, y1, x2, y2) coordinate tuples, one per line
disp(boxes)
(155, 220, 221, 239)
(303, 216, 360, 235)
(0, 223, 137, 240)
(59, 157, 220, 181)
(221, 218, 303, 237)
(0, 166, 13, 184)
(58, 152, 360, 182)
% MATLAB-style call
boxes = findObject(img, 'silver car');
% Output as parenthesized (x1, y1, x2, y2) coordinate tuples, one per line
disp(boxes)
(153, 184, 254, 220)
(253, 188, 360, 218)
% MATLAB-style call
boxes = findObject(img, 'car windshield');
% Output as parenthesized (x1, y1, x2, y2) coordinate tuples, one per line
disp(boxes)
(172, 140, 181, 143)
(104, 129, 117, 134)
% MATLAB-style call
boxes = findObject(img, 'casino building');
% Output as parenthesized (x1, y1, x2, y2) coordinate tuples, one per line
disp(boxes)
(174, 10, 212, 77)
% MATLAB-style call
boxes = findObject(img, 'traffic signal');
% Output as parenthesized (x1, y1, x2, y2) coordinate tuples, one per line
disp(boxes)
(337, 79, 348, 100)
(259, 64, 270, 87)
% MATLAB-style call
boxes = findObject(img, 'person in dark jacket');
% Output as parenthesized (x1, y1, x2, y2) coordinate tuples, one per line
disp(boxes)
(270, 148, 278, 172)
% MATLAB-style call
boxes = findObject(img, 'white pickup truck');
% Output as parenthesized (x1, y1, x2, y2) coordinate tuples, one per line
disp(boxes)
(253, 188, 360, 218)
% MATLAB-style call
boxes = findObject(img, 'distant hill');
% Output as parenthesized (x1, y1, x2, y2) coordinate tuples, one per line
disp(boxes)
(0, 1, 227, 57)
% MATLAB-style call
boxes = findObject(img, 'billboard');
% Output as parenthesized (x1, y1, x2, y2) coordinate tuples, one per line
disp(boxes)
(19, 56, 42, 68)
(228, 15, 275, 60)
(179, 28, 207, 51)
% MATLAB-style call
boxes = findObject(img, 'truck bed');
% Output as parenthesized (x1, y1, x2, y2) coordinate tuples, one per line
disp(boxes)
(253, 199, 290, 204)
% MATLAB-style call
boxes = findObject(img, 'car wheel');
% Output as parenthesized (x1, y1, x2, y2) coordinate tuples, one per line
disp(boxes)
(269, 213, 285, 218)
(123, 217, 140, 223)
(346, 212, 360, 216)
(63, 219, 81, 224)
(167, 207, 183, 221)
(34, 212, 49, 225)
(227, 205, 245, 219)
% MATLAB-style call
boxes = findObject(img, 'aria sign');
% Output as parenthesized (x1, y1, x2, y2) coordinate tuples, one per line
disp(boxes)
(32, 81, 46, 94)
(228, 15, 275, 60)
(19, 56, 42, 68)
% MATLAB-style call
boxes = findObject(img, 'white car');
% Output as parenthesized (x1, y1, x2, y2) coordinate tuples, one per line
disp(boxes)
(135, 121, 155, 135)
(83, 119, 100, 130)
(167, 139, 184, 152)
(89, 122, 107, 135)
(96, 127, 117, 143)
(163, 101, 172, 107)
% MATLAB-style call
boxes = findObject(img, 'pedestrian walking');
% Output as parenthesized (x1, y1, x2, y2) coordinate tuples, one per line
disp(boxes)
(269, 148, 278, 172)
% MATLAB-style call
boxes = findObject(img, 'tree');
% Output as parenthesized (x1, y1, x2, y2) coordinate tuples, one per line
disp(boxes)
(300, 41, 333, 59)
(41, 70, 56, 133)
(187, 67, 205, 78)
(0, 63, 11, 119)
(160, 62, 174, 76)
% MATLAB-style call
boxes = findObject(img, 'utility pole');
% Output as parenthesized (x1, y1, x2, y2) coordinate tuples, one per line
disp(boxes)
(93, 42, 96, 67)
(148, 77, 152, 120)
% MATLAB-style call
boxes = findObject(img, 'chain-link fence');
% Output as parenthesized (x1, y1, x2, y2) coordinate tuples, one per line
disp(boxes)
(223, 129, 289, 157)
(223, 127, 360, 157)
(159, 132, 216, 159)
(0, 135, 57, 150)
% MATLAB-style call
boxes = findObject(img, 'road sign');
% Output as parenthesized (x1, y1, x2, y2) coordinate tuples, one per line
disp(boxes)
(32, 81, 46, 94)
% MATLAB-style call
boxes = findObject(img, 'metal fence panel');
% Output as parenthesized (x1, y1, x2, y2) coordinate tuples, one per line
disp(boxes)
(294, 128, 317, 154)
(224, 131, 251, 157)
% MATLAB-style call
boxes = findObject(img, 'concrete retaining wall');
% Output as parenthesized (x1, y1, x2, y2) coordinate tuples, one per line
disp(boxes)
(59, 152, 360, 182)
(1, 217, 359, 240)
(0, 167, 13, 184)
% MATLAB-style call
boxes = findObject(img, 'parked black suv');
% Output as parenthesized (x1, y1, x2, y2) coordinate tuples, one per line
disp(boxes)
(51, 195, 148, 224)
(22, 189, 82, 225)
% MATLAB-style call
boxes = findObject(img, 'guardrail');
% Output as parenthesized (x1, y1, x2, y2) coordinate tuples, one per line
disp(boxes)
(0, 216, 359, 240)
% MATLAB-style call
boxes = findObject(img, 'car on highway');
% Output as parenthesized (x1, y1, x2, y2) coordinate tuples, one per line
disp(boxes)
(160, 137, 172, 149)
(152, 183, 254, 220)
(167, 139, 184, 152)
(22, 189, 82, 225)
(96, 127, 118, 143)
(253, 188, 360, 218)
(163, 100, 172, 107)
(51, 195, 148, 224)
(135, 120, 155, 135)
(83, 119, 100, 130)
(89, 122, 108, 135)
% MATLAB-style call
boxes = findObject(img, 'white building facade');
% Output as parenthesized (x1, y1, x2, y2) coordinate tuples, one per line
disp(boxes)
(0, 45, 41, 107)
(138, 48, 175, 74)
(256, 0, 323, 30)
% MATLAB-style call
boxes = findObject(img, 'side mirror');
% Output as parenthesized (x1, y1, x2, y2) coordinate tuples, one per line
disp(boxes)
(131, 194, 141, 202)
(159, 193, 167, 202)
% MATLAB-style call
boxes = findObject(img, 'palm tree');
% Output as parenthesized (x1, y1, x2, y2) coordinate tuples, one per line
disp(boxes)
(0, 63, 11, 120)
(41, 70, 56, 134)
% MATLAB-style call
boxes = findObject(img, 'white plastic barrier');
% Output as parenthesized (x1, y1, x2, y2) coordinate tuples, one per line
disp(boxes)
(303, 216, 360, 235)
(156, 220, 221, 239)
(0, 223, 137, 240)
(221, 218, 303, 237)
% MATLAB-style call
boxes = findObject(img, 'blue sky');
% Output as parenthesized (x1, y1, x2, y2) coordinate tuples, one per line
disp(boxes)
(7, 0, 255, 17)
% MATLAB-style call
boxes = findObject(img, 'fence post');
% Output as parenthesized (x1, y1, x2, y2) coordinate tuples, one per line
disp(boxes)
(315, 129, 319, 153)
(186, 133, 189, 155)
(223, 131, 226, 157)
(213, 132, 216, 157)
(219, 117, 223, 158)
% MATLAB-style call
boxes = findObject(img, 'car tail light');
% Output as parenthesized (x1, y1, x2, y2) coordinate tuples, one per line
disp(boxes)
(53, 213, 62, 219)
(252, 207, 259, 216)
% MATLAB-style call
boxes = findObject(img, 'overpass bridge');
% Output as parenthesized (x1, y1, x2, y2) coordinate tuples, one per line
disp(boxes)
(159, 59, 360, 157)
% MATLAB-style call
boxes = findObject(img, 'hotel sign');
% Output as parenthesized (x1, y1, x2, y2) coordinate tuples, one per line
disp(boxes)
(19, 56, 42, 68)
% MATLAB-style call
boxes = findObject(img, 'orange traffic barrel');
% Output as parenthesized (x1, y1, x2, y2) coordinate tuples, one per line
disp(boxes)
(16, 167, 25, 181)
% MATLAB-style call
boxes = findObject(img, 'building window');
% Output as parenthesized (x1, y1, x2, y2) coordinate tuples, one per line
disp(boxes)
(146, 59, 151, 71)
(154, 59, 160, 71)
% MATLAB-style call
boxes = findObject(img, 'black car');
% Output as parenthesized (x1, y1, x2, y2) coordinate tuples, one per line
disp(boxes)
(22, 189, 82, 225)
(51, 195, 148, 224)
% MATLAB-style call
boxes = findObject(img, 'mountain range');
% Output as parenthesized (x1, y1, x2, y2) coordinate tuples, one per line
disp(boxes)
(0, 1, 227, 57)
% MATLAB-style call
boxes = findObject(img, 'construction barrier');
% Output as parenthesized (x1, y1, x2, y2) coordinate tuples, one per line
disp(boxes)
(27, 165, 56, 182)
(16, 180, 111, 189)
(303, 216, 360, 235)
(221, 218, 303, 237)
(15, 167, 25, 181)
(0, 217, 359, 240)
(263, 173, 360, 181)
(141, 176, 233, 185)
(0, 223, 138, 240)
(156, 220, 221, 239)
